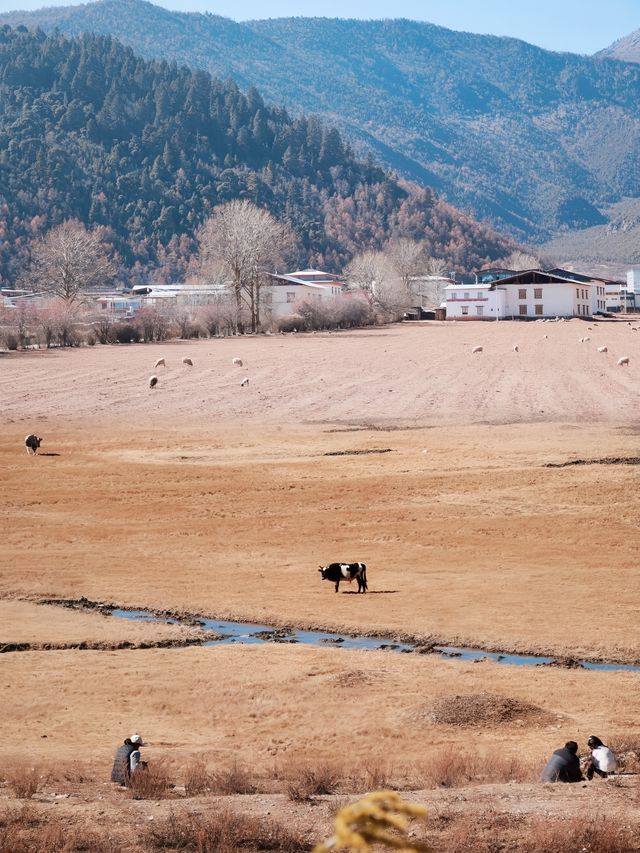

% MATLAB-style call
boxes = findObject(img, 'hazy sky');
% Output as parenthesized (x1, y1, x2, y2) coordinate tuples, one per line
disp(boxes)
(0, 0, 637, 55)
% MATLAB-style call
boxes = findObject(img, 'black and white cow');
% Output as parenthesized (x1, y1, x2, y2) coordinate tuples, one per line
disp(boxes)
(318, 562, 367, 593)
(24, 434, 42, 455)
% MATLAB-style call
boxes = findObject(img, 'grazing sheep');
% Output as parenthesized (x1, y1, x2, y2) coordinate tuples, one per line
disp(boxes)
(472, 346, 483, 354)
(182, 357, 193, 366)
(24, 434, 42, 455)
(149, 375, 158, 388)
(597, 346, 608, 353)
(543, 334, 548, 339)
(232, 357, 243, 367)
(632, 327, 638, 332)
(618, 356, 630, 366)
(154, 358, 166, 368)
(513, 345, 519, 353)
(240, 376, 249, 387)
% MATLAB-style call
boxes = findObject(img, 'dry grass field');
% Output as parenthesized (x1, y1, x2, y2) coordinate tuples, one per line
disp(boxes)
(1, 320, 639, 850)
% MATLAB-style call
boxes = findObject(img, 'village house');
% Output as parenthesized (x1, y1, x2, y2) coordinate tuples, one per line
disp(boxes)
(266, 269, 345, 318)
(446, 269, 610, 320)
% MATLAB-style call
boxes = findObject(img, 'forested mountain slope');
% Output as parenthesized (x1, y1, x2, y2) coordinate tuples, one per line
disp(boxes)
(3, 0, 640, 244)
(0, 27, 512, 285)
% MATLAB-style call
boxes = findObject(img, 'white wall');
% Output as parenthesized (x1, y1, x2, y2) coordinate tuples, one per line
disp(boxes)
(267, 284, 342, 318)
(501, 281, 591, 318)
(447, 280, 594, 319)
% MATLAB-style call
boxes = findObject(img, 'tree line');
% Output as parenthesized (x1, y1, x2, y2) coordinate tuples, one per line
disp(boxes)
(0, 26, 514, 288)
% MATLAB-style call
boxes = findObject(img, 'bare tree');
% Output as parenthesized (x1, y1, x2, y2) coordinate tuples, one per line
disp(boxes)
(498, 250, 541, 271)
(22, 220, 116, 303)
(345, 250, 412, 320)
(385, 238, 427, 290)
(197, 200, 294, 333)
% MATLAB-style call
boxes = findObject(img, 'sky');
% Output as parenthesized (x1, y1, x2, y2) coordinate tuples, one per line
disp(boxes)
(0, 0, 636, 55)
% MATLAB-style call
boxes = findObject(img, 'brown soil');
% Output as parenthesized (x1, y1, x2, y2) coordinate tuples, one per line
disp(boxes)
(1, 322, 640, 845)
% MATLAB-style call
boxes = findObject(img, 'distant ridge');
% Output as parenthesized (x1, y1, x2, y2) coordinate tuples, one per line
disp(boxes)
(596, 29, 640, 64)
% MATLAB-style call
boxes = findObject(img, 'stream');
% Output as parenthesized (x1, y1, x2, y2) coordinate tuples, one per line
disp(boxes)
(110, 608, 640, 672)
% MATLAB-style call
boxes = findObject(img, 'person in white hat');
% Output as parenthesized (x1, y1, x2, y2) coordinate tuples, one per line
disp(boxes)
(110, 734, 146, 785)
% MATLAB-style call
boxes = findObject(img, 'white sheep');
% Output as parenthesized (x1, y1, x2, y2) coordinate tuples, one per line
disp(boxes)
(618, 356, 630, 366)
(597, 346, 608, 353)
(472, 346, 483, 354)
(154, 358, 166, 368)
(149, 375, 158, 388)
(543, 334, 548, 339)
(513, 345, 519, 352)
(240, 376, 250, 387)
(182, 357, 193, 366)
(232, 357, 243, 367)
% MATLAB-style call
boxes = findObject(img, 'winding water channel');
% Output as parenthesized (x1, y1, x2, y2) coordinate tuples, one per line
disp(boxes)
(110, 608, 640, 672)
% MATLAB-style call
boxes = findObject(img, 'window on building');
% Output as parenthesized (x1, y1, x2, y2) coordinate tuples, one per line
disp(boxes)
(518, 288, 527, 299)
(534, 288, 542, 299)
(286, 292, 296, 303)
(576, 288, 580, 298)
(535, 304, 543, 315)
(476, 306, 483, 316)
(519, 304, 527, 315)
(464, 292, 470, 300)
(461, 306, 468, 315)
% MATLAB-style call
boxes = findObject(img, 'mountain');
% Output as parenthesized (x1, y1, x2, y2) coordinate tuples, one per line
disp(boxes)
(3, 0, 640, 247)
(0, 27, 512, 286)
(597, 30, 640, 64)
(540, 197, 640, 268)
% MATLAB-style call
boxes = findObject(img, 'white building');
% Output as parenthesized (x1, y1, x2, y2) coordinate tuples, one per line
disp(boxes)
(95, 283, 229, 317)
(266, 269, 345, 318)
(446, 270, 606, 320)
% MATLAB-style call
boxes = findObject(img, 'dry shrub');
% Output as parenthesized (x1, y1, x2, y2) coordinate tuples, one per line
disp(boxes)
(286, 763, 340, 801)
(209, 762, 256, 795)
(184, 758, 213, 796)
(609, 734, 640, 773)
(432, 813, 639, 853)
(5, 765, 45, 799)
(357, 760, 396, 791)
(147, 808, 309, 852)
(415, 748, 534, 788)
(128, 763, 173, 800)
(522, 816, 637, 853)
(184, 761, 269, 796)
(0, 810, 120, 853)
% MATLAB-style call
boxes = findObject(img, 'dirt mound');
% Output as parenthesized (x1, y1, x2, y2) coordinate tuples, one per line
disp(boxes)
(424, 693, 552, 727)
(332, 669, 378, 688)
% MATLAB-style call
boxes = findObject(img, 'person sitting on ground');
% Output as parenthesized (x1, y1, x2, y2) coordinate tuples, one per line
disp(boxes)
(110, 733, 146, 786)
(586, 735, 617, 780)
(540, 740, 584, 783)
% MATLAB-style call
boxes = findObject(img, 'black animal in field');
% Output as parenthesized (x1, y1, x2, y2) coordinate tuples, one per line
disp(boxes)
(24, 434, 42, 455)
(319, 562, 367, 593)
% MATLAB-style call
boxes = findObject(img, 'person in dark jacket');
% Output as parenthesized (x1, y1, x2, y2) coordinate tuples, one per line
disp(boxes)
(111, 733, 145, 785)
(540, 741, 584, 783)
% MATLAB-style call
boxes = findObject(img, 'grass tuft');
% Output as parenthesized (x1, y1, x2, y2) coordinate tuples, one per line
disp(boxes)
(147, 808, 309, 852)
